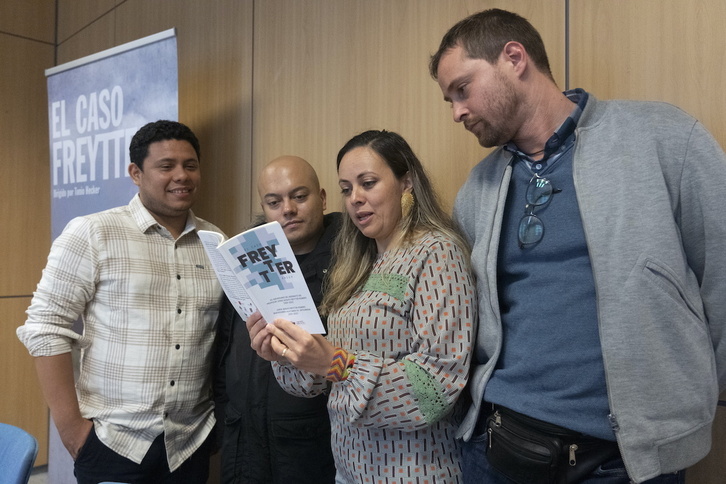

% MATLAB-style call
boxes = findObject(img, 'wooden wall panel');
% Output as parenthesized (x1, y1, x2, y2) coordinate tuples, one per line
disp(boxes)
(56, 12, 116, 63)
(569, 0, 726, 147)
(116, 0, 254, 235)
(1, 5, 55, 467)
(56, 0, 117, 44)
(570, 1, 726, 481)
(252, 0, 566, 216)
(0, 298, 49, 465)
(0, 33, 53, 294)
(0, 0, 55, 43)
(0, 1, 55, 469)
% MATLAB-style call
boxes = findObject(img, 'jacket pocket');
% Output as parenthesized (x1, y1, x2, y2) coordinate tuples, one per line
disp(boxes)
(271, 414, 332, 440)
(642, 257, 705, 325)
(610, 255, 716, 436)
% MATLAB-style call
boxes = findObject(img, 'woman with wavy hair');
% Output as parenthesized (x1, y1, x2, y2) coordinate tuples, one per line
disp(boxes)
(248, 130, 476, 483)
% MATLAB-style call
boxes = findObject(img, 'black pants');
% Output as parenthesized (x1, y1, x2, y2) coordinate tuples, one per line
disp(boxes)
(74, 427, 211, 484)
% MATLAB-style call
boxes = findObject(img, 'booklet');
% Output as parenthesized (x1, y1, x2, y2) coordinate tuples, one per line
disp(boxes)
(198, 221, 325, 334)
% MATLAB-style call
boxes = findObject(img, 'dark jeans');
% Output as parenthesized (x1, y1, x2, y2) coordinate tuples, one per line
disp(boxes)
(74, 426, 211, 484)
(461, 428, 685, 484)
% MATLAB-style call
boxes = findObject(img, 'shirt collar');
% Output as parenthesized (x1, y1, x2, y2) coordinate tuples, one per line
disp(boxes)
(505, 88, 589, 165)
(129, 193, 197, 237)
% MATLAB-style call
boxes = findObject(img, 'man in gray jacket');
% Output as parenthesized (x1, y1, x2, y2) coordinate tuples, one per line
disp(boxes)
(430, 8, 726, 484)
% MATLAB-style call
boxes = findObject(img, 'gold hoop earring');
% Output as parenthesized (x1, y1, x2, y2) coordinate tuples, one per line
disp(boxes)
(401, 192, 415, 218)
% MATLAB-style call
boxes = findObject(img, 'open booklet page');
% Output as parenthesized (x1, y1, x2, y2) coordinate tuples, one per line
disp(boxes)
(198, 230, 257, 320)
(198, 221, 325, 334)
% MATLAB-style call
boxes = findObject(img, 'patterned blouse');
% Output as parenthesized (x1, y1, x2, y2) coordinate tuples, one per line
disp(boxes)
(274, 231, 476, 483)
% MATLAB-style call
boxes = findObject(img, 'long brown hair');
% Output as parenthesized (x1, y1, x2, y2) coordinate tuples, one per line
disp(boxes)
(320, 130, 470, 315)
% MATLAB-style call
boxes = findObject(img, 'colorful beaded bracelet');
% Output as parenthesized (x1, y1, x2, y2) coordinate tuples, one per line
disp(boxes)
(326, 347, 355, 382)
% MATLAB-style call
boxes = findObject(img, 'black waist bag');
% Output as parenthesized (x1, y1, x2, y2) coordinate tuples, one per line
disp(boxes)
(485, 407, 620, 484)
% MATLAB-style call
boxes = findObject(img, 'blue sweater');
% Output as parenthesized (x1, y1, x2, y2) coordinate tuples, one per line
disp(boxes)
(487, 145, 613, 440)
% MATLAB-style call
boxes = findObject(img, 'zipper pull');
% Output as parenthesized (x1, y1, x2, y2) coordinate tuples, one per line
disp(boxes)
(494, 410, 502, 427)
(569, 444, 578, 466)
(488, 427, 493, 449)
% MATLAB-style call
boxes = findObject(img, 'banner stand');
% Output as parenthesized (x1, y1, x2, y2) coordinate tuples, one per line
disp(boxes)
(44, 29, 179, 484)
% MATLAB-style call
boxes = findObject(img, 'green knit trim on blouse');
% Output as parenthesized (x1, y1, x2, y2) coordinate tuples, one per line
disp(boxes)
(362, 273, 408, 301)
(403, 359, 448, 424)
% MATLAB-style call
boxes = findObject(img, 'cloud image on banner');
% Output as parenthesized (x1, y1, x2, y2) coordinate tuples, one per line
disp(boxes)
(46, 29, 178, 239)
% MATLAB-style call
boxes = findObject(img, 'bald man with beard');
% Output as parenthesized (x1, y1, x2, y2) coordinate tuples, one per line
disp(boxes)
(214, 156, 340, 484)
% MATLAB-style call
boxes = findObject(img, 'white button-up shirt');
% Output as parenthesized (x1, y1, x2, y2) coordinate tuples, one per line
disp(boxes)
(18, 194, 223, 470)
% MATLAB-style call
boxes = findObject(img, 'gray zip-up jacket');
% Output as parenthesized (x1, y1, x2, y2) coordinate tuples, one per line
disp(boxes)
(454, 94, 726, 483)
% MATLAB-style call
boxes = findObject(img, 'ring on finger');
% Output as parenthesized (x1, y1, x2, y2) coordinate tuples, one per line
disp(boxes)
(281, 347, 288, 358)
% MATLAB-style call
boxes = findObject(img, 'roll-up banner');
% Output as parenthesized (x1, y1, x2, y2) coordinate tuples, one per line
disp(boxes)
(43, 29, 178, 484)
(46, 28, 179, 239)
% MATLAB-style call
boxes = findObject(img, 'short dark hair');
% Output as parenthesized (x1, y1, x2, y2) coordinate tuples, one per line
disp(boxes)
(429, 8, 553, 82)
(129, 120, 201, 169)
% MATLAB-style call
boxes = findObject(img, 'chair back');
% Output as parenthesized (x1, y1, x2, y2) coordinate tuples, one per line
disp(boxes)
(0, 423, 39, 484)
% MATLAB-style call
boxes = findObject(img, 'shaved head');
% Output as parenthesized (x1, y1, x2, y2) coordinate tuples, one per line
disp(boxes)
(257, 155, 327, 254)
(257, 156, 321, 198)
